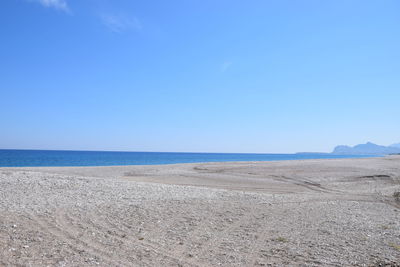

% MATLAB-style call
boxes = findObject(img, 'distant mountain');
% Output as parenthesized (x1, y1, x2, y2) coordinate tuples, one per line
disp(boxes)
(390, 143, 400, 149)
(332, 142, 400, 155)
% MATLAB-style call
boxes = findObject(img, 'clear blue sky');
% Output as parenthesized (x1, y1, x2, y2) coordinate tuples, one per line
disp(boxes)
(1, 0, 399, 153)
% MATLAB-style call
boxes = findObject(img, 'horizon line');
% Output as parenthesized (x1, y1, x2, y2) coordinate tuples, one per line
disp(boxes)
(0, 148, 331, 155)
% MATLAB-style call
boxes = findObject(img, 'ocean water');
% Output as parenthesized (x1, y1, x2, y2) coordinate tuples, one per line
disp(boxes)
(0, 149, 375, 167)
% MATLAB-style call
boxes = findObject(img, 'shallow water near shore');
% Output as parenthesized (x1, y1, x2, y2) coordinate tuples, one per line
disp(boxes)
(0, 149, 376, 167)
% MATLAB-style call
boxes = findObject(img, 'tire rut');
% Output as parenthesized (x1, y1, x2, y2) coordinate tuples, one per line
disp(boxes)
(271, 175, 337, 193)
(187, 203, 258, 264)
(29, 212, 131, 266)
(59, 210, 197, 266)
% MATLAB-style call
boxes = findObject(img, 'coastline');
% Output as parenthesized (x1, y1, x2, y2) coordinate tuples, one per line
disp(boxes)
(1, 156, 399, 265)
(2, 155, 390, 193)
(0, 149, 377, 168)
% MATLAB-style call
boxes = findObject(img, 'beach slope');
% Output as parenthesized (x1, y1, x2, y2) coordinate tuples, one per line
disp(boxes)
(1, 156, 399, 266)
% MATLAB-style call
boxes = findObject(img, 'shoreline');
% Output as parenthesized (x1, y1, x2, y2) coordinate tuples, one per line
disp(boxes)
(2, 156, 394, 193)
(0, 154, 383, 169)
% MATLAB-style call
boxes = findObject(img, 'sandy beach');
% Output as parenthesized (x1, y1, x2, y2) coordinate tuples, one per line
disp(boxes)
(1, 156, 399, 266)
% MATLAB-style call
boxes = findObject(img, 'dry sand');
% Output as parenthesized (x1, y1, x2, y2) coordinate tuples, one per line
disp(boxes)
(1, 156, 400, 266)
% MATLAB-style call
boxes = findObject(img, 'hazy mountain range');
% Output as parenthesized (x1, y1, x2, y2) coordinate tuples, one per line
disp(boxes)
(332, 142, 400, 155)
(391, 143, 400, 149)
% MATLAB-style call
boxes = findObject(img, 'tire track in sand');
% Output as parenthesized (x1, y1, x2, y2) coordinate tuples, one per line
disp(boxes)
(176, 203, 260, 265)
(58, 209, 198, 267)
(29, 212, 133, 266)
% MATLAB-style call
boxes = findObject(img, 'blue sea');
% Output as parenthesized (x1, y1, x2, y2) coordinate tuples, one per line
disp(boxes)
(0, 149, 375, 167)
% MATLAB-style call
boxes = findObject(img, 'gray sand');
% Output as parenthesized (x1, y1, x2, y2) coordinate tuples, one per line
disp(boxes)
(1, 156, 400, 266)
